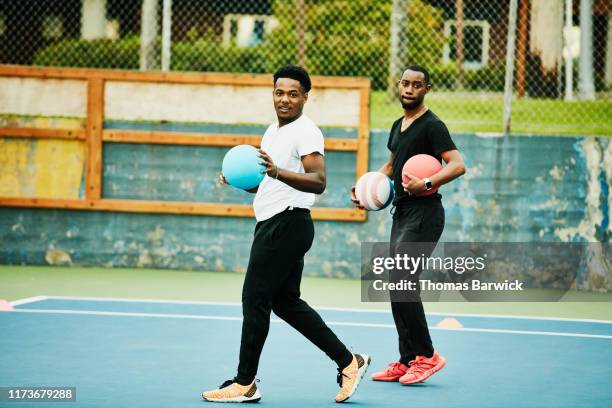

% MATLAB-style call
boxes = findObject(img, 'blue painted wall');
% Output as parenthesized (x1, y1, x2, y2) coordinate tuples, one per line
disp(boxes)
(1, 125, 610, 290)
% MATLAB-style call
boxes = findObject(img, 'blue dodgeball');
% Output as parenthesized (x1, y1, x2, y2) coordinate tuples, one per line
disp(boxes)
(222, 145, 266, 190)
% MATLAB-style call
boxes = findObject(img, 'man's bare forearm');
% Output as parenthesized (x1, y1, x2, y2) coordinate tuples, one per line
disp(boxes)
(277, 169, 326, 194)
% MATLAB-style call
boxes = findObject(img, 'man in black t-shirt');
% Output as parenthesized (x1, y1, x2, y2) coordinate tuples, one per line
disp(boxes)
(352, 65, 466, 385)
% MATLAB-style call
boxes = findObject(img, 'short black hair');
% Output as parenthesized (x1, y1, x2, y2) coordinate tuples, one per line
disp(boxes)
(273, 65, 311, 93)
(404, 64, 430, 85)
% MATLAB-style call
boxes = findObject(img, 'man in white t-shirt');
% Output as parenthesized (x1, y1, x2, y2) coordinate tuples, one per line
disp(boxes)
(201, 65, 370, 404)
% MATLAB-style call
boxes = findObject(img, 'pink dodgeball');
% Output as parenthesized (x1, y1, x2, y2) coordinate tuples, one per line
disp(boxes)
(402, 154, 442, 196)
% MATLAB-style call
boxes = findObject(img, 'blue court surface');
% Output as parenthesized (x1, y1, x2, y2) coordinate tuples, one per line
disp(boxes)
(1, 296, 611, 407)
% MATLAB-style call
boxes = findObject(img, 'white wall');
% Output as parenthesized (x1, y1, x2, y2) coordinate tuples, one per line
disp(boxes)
(105, 82, 362, 127)
(0, 78, 87, 117)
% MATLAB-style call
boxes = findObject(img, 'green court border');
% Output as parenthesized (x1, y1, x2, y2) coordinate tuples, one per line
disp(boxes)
(1, 265, 611, 321)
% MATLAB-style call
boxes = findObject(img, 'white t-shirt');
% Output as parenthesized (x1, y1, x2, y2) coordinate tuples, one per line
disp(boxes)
(253, 114, 325, 222)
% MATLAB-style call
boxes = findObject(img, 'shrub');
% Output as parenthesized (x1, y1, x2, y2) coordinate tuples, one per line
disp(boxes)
(34, 36, 141, 69)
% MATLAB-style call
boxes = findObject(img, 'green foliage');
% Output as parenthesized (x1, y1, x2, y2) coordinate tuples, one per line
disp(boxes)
(465, 62, 506, 91)
(427, 63, 506, 92)
(34, 37, 141, 69)
(428, 64, 456, 90)
(34, 35, 268, 74)
(263, 0, 445, 89)
(171, 40, 267, 73)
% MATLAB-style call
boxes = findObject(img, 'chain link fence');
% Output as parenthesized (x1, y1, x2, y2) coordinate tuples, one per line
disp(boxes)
(1, 0, 610, 136)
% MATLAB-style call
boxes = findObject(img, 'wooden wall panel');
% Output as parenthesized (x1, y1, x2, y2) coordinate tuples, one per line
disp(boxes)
(0, 65, 370, 222)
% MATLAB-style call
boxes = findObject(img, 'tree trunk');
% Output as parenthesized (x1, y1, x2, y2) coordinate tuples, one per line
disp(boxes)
(455, 0, 465, 91)
(295, 0, 307, 68)
(516, 0, 530, 98)
(529, 0, 564, 97)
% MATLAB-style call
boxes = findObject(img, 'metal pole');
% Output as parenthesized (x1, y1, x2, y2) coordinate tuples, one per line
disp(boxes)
(503, 0, 519, 135)
(140, 0, 159, 71)
(161, 0, 172, 72)
(578, 0, 595, 99)
(607, 16, 612, 87)
(389, 0, 409, 96)
(564, 0, 574, 101)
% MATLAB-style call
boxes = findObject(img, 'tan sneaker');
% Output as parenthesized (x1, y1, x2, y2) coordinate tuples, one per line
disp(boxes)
(335, 353, 371, 403)
(201, 379, 261, 403)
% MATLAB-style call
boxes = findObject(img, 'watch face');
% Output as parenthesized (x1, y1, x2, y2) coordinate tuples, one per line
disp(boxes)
(425, 180, 433, 190)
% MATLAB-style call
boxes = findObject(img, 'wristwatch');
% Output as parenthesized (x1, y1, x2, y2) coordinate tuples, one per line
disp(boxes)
(423, 178, 433, 191)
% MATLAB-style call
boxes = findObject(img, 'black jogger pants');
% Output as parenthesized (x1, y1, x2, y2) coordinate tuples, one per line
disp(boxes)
(389, 202, 445, 365)
(236, 208, 352, 384)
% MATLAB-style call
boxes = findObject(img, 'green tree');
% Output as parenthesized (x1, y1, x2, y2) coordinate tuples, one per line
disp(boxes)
(262, 0, 445, 90)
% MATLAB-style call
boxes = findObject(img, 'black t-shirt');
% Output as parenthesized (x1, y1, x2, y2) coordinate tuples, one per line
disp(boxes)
(387, 110, 457, 206)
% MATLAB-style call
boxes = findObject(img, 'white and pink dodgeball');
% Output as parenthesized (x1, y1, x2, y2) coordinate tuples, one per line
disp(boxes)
(354, 171, 394, 211)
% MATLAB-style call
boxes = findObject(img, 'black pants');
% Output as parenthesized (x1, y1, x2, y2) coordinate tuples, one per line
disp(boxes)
(236, 208, 353, 385)
(389, 202, 444, 365)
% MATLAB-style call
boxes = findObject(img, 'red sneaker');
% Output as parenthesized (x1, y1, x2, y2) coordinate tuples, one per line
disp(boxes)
(370, 362, 409, 382)
(399, 351, 446, 385)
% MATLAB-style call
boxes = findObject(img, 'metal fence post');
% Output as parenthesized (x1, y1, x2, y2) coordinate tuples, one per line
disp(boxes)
(161, 0, 173, 72)
(578, 0, 595, 100)
(564, 0, 574, 101)
(503, 0, 519, 135)
(389, 0, 408, 96)
(140, 0, 159, 71)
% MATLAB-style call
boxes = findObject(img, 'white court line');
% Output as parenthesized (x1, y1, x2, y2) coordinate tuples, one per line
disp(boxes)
(431, 326, 612, 340)
(44, 295, 242, 307)
(36, 295, 612, 325)
(10, 296, 49, 306)
(9, 308, 244, 321)
(6, 308, 612, 340)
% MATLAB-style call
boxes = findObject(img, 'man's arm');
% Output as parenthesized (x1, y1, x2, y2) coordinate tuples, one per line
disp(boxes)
(377, 152, 394, 179)
(430, 149, 465, 186)
(258, 150, 326, 194)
